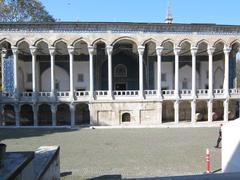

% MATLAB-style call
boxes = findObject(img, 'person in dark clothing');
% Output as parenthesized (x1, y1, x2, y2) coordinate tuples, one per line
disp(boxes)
(215, 124, 223, 148)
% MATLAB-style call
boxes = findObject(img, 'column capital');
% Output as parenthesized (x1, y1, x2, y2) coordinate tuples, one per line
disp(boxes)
(49, 46, 55, 55)
(224, 47, 231, 54)
(11, 46, 18, 54)
(138, 45, 145, 55)
(51, 104, 56, 112)
(68, 46, 75, 55)
(156, 46, 163, 55)
(14, 104, 20, 112)
(174, 47, 181, 55)
(191, 47, 198, 55)
(207, 47, 215, 55)
(30, 46, 37, 56)
(106, 45, 113, 55)
(88, 45, 95, 55)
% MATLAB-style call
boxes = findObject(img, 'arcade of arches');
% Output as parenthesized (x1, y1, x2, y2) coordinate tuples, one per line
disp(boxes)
(1, 22, 240, 126)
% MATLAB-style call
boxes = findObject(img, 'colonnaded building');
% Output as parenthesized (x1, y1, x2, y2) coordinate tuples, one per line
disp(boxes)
(1, 20, 240, 127)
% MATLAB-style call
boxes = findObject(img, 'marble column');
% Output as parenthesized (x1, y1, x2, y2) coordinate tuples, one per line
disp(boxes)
(223, 99, 229, 122)
(174, 100, 179, 123)
(68, 46, 75, 101)
(70, 103, 75, 127)
(191, 47, 197, 123)
(107, 45, 113, 99)
(156, 46, 163, 98)
(224, 47, 231, 97)
(49, 46, 55, 97)
(12, 46, 19, 98)
(51, 105, 56, 126)
(30, 46, 37, 100)
(208, 99, 213, 122)
(191, 100, 196, 123)
(138, 46, 145, 99)
(33, 104, 38, 126)
(88, 46, 94, 100)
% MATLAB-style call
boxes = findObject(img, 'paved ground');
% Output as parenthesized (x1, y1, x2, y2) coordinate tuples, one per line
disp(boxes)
(0, 127, 221, 179)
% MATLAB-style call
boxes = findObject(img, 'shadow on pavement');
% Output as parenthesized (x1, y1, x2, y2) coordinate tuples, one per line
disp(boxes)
(0, 128, 80, 141)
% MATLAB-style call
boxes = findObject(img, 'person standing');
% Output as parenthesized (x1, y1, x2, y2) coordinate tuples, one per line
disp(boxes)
(215, 124, 223, 148)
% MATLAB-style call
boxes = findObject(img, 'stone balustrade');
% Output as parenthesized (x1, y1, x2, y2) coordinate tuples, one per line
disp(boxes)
(2, 88, 240, 102)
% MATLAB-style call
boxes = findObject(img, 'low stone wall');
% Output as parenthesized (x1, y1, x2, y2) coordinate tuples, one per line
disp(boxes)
(89, 101, 161, 125)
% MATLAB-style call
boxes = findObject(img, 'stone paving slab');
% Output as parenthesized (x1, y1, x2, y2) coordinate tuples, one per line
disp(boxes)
(0, 127, 221, 179)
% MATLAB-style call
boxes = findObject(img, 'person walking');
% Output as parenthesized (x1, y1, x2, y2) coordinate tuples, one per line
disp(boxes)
(215, 124, 223, 148)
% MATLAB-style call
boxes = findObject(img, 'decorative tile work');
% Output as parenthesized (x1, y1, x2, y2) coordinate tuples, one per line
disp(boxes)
(3, 56, 14, 93)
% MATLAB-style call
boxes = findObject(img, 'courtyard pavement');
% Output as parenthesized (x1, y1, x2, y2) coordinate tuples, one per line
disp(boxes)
(0, 126, 221, 179)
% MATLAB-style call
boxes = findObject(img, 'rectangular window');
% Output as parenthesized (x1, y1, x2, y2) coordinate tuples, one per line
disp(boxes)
(206, 71, 209, 79)
(78, 74, 84, 82)
(161, 73, 167, 81)
(27, 73, 32, 82)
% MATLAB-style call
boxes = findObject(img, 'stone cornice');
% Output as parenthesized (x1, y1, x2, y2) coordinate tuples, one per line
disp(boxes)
(1, 22, 240, 34)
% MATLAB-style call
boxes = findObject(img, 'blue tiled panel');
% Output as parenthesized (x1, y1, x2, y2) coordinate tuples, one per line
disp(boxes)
(3, 56, 14, 93)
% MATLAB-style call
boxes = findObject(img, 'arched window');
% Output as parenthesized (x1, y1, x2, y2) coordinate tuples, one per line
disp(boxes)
(114, 64, 127, 77)
(122, 113, 130, 122)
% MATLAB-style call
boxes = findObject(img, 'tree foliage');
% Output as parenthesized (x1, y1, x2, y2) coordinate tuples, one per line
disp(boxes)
(0, 0, 55, 22)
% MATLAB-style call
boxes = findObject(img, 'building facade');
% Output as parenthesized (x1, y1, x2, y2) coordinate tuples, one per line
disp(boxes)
(0, 22, 240, 127)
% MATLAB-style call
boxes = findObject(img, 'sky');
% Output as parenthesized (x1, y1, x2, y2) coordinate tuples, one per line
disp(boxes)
(40, 0, 240, 25)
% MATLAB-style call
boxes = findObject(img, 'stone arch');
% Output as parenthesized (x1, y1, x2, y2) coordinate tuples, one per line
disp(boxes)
(111, 36, 138, 46)
(142, 38, 157, 46)
(213, 39, 226, 47)
(20, 104, 33, 126)
(0, 38, 13, 45)
(41, 66, 70, 91)
(213, 67, 224, 89)
(162, 101, 174, 123)
(16, 38, 32, 47)
(91, 38, 107, 47)
(34, 38, 51, 46)
(53, 38, 69, 47)
(110, 38, 139, 90)
(196, 39, 210, 48)
(161, 39, 175, 47)
(75, 103, 90, 125)
(230, 39, 240, 47)
(143, 41, 157, 89)
(56, 103, 70, 126)
(178, 39, 192, 47)
(2, 104, 15, 126)
(38, 104, 52, 126)
(71, 38, 89, 47)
